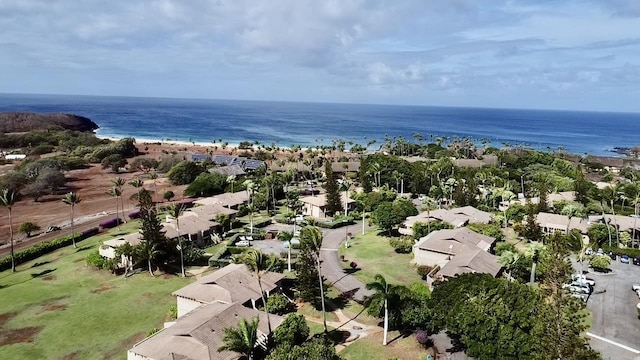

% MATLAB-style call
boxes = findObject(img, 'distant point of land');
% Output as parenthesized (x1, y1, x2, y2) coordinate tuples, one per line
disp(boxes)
(0, 112, 99, 133)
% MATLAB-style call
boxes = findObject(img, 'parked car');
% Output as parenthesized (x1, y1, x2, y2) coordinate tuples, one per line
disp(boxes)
(563, 284, 591, 294)
(235, 240, 251, 247)
(300, 188, 320, 196)
(632, 284, 640, 292)
(633, 256, 640, 266)
(572, 274, 595, 287)
(597, 248, 604, 256)
(585, 248, 594, 256)
(621, 255, 630, 264)
(45, 225, 61, 233)
(608, 252, 617, 260)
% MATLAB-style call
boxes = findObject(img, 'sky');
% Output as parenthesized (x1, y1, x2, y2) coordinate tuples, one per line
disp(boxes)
(1, 0, 639, 112)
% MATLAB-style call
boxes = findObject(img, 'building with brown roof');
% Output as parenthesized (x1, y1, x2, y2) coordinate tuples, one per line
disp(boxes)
(535, 212, 589, 235)
(400, 206, 492, 235)
(412, 228, 501, 280)
(172, 263, 284, 318)
(127, 302, 284, 360)
(299, 193, 355, 219)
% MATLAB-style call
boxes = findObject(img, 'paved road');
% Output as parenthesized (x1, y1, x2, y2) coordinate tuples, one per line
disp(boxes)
(582, 258, 640, 360)
(320, 223, 374, 303)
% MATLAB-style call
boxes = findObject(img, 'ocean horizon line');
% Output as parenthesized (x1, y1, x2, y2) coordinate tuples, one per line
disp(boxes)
(2, 91, 638, 116)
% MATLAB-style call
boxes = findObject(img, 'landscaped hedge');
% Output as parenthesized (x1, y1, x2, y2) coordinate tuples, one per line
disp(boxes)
(128, 210, 140, 219)
(80, 227, 100, 239)
(99, 218, 122, 229)
(602, 245, 640, 258)
(315, 218, 355, 229)
(0, 233, 86, 271)
(208, 244, 230, 268)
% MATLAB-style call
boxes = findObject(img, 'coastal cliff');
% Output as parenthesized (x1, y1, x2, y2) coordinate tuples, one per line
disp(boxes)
(0, 112, 99, 133)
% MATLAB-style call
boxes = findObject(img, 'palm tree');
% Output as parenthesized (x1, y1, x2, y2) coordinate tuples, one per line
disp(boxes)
(0, 189, 18, 272)
(218, 317, 259, 360)
(137, 240, 160, 276)
(498, 250, 520, 281)
(129, 177, 144, 204)
(112, 177, 126, 223)
(62, 192, 81, 248)
(299, 226, 328, 333)
(366, 274, 391, 345)
(107, 186, 122, 229)
(169, 203, 186, 277)
(243, 180, 256, 234)
(243, 249, 275, 340)
(560, 203, 583, 235)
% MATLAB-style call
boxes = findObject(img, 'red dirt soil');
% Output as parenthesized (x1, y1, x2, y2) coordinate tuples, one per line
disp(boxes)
(0, 143, 195, 257)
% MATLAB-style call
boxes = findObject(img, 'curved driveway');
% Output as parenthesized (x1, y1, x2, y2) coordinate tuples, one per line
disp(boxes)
(320, 223, 374, 302)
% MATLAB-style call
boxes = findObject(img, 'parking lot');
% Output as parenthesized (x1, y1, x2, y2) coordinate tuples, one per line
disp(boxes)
(581, 258, 640, 360)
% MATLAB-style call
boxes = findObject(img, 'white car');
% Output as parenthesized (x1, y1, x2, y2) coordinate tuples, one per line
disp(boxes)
(572, 274, 595, 287)
(632, 284, 640, 292)
(235, 240, 251, 247)
(563, 284, 591, 294)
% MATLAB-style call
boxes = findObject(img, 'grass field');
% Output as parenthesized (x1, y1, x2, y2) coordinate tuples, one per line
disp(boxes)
(0, 221, 190, 359)
(338, 231, 424, 286)
(339, 330, 434, 360)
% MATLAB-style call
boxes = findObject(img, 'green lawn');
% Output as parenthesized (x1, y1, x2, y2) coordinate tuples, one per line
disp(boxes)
(338, 230, 424, 286)
(340, 330, 434, 360)
(0, 222, 190, 359)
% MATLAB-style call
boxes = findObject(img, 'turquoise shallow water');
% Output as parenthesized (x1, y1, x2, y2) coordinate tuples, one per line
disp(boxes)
(1, 93, 639, 156)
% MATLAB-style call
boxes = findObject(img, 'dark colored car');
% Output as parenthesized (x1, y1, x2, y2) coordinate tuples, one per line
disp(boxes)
(608, 252, 617, 260)
(633, 256, 640, 266)
(300, 188, 320, 196)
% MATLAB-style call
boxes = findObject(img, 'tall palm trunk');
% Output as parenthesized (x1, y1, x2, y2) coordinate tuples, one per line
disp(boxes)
(611, 200, 620, 245)
(256, 276, 272, 337)
(316, 257, 328, 333)
(383, 298, 389, 346)
(8, 208, 15, 272)
(70, 205, 76, 248)
(177, 220, 185, 278)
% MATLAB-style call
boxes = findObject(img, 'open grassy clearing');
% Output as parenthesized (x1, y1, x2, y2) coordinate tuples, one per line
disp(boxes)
(338, 230, 424, 286)
(339, 330, 435, 360)
(0, 222, 190, 359)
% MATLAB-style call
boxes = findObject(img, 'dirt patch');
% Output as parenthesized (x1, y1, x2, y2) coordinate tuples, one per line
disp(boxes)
(59, 351, 81, 360)
(0, 326, 44, 346)
(43, 275, 57, 281)
(91, 283, 115, 294)
(101, 332, 146, 360)
(41, 303, 68, 312)
(73, 258, 85, 263)
(0, 312, 17, 327)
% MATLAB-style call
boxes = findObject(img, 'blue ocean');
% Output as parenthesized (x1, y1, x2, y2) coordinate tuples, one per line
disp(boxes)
(1, 93, 639, 157)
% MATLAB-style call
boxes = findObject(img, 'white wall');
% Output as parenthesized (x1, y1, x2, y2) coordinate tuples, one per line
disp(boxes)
(176, 296, 203, 318)
(412, 248, 449, 268)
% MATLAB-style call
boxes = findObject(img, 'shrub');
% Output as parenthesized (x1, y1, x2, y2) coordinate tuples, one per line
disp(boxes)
(350, 261, 358, 269)
(99, 218, 121, 229)
(85, 251, 105, 269)
(264, 293, 294, 315)
(417, 265, 433, 279)
(273, 314, 309, 348)
(128, 210, 140, 219)
(415, 330, 432, 348)
(390, 237, 414, 253)
(18, 221, 41, 237)
(80, 227, 100, 240)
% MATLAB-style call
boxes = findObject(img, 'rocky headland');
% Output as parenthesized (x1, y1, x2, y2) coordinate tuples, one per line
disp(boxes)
(0, 112, 99, 133)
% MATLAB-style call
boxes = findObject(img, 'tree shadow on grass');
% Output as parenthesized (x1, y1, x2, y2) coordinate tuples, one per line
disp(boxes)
(31, 269, 56, 278)
(387, 331, 413, 345)
(31, 261, 51, 268)
(75, 245, 92, 252)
